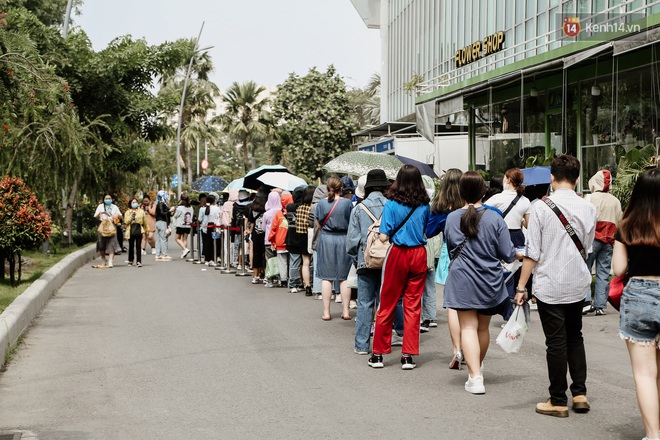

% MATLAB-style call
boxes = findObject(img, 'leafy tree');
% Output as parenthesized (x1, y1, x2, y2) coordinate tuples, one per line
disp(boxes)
(0, 176, 52, 285)
(5, 0, 84, 27)
(216, 81, 271, 173)
(272, 65, 354, 179)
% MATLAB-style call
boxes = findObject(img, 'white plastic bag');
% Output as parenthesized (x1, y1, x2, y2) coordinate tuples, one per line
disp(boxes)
(496, 305, 528, 354)
(346, 265, 358, 289)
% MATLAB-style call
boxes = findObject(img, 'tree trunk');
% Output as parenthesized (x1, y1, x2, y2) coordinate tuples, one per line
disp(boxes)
(17, 251, 21, 283)
(8, 251, 15, 286)
(242, 136, 250, 173)
(63, 169, 81, 248)
(186, 141, 194, 184)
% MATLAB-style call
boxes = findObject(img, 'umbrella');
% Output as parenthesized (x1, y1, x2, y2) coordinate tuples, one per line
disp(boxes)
(257, 172, 307, 191)
(190, 175, 229, 192)
(521, 166, 551, 186)
(395, 155, 438, 178)
(323, 151, 403, 179)
(226, 178, 245, 190)
(243, 164, 291, 190)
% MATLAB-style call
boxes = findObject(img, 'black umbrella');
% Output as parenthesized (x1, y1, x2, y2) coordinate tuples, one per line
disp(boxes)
(242, 165, 291, 190)
(394, 155, 438, 178)
(190, 176, 229, 192)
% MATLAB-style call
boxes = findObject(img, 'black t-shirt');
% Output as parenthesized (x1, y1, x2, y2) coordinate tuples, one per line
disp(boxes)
(615, 230, 660, 277)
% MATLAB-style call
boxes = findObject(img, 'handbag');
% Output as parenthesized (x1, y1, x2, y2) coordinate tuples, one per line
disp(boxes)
(98, 217, 116, 237)
(307, 228, 314, 254)
(130, 222, 142, 236)
(435, 241, 450, 284)
(607, 274, 628, 311)
(312, 198, 340, 251)
(265, 257, 279, 279)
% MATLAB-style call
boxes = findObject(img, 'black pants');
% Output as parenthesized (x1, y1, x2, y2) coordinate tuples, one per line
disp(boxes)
(128, 234, 142, 264)
(537, 299, 587, 406)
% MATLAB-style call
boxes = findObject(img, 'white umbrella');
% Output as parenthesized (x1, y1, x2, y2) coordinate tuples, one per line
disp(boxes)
(257, 172, 307, 191)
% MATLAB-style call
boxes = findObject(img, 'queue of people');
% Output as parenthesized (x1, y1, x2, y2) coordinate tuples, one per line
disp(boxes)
(93, 159, 660, 438)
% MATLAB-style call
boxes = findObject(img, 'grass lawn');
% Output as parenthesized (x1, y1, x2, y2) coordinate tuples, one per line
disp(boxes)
(0, 245, 90, 314)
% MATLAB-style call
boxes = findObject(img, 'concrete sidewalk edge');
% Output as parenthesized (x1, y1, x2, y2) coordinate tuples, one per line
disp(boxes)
(0, 243, 97, 367)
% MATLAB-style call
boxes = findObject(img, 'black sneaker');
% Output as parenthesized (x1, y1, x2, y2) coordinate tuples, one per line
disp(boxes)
(582, 303, 595, 315)
(368, 354, 384, 368)
(595, 308, 606, 316)
(401, 355, 416, 370)
(420, 320, 430, 333)
(305, 285, 313, 297)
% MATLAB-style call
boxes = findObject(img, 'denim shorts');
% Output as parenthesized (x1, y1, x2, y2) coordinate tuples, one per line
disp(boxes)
(619, 278, 660, 346)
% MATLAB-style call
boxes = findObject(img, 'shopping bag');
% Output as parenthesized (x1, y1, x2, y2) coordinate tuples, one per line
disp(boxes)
(346, 265, 358, 289)
(435, 241, 449, 284)
(496, 305, 528, 354)
(265, 257, 279, 279)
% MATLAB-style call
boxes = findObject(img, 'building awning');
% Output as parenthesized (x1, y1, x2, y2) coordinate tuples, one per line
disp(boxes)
(350, 0, 381, 29)
(352, 121, 417, 138)
(562, 42, 613, 69)
(613, 26, 660, 56)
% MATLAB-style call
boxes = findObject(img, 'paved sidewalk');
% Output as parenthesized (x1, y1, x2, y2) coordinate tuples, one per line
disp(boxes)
(0, 250, 645, 439)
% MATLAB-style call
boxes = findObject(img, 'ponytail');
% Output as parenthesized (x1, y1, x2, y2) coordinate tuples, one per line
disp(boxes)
(325, 176, 342, 203)
(460, 204, 481, 238)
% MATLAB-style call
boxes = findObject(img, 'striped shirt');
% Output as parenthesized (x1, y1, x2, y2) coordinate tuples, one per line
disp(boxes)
(525, 189, 596, 304)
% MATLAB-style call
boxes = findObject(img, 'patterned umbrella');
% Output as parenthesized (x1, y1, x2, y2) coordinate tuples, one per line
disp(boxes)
(323, 151, 403, 179)
(190, 175, 229, 192)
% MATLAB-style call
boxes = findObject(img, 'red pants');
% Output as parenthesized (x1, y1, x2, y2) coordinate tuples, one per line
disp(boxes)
(373, 245, 427, 356)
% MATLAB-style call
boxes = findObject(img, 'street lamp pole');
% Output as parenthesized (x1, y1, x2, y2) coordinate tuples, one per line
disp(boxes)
(175, 21, 205, 199)
(62, 0, 74, 38)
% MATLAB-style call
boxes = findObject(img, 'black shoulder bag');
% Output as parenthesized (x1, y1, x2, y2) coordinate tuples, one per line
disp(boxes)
(501, 194, 522, 218)
(542, 196, 587, 260)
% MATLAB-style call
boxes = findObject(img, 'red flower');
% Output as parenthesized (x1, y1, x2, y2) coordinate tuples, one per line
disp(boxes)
(2, 123, 8, 131)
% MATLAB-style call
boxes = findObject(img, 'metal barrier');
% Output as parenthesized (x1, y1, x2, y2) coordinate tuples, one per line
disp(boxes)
(215, 225, 226, 271)
(235, 216, 250, 277)
(220, 226, 236, 274)
(187, 223, 198, 263)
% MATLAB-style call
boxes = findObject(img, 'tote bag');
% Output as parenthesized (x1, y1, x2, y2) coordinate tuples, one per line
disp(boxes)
(435, 241, 450, 284)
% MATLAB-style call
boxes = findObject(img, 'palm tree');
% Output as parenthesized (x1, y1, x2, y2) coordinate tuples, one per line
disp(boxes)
(217, 81, 271, 173)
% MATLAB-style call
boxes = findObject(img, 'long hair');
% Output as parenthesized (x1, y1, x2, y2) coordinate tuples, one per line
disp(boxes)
(250, 195, 267, 214)
(326, 176, 342, 202)
(387, 165, 430, 207)
(617, 168, 660, 247)
(505, 168, 525, 196)
(459, 171, 487, 238)
(179, 194, 190, 207)
(432, 168, 463, 213)
(484, 174, 503, 202)
(302, 186, 316, 205)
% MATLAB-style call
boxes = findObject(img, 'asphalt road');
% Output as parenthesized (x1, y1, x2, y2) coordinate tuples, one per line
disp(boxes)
(0, 247, 646, 440)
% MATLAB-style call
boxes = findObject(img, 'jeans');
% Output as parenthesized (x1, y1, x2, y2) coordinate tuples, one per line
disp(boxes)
(312, 251, 322, 294)
(537, 299, 587, 406)
(421, 268, 437, 321)
(128, 234, 142, 264)
(155, 220, 168, 257)
(277, 251, 288, 282)
(584, 240, 613, 309)
(288, 253, 301, 288)
(355, 269, 382, 352)
(619, 278, 660, 343)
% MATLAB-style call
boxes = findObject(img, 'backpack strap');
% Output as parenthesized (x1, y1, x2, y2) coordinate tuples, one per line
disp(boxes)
(360, 205, 378, 223)
(501, 194, 522, 218)
(542, 196, 587, 260)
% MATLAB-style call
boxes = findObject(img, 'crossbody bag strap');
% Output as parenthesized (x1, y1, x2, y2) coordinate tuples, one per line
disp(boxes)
(320, 198, 340, 229)
(448, 209, 486, 271)
(501, 194, 522, 218)
(542, 196, 587, 260)
(390, 205, 417, 239)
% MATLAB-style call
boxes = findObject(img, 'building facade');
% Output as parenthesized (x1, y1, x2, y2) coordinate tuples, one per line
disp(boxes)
(353, 0, 660, 187)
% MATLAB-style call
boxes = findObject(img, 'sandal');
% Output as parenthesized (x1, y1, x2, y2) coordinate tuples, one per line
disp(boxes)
(137, 262, 142, 267)
(322, 315, 332, 321)
(448, 350, 463, 370)
(341, 315, 352, 320)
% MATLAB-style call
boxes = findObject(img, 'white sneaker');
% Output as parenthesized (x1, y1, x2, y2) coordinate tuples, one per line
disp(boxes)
(465, 375, 485, 394)
(141, 250, 146, 256)
(349, 300, 357, 309)
(151, 249, 156, 255)
(182, 249, 190, 258)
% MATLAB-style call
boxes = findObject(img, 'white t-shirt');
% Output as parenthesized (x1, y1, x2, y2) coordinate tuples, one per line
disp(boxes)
(94, 203, 121, 220)
(486, 190, 531, 230)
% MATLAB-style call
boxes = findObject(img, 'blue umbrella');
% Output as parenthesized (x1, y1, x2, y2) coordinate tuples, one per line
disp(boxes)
(395, 155, 438, 178)
(226, 178, 245, 190)
(243, 165, 291, 190)
(521, 166, 551, 186)
(190, 175, 229, 192)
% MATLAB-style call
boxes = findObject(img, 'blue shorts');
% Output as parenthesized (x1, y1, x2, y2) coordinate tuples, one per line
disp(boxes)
(619, 278, 660, 346)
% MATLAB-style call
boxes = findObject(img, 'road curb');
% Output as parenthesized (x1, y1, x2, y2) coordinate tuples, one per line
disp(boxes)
(0, 243, 97, 367)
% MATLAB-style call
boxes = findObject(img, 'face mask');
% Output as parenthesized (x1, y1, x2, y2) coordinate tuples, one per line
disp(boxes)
(104, 199, 112, 205)
(132, 203, 139, 209)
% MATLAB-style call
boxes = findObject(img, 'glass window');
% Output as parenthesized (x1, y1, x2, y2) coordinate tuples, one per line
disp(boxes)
(506, 0, 515, 29)
(578, 0, 591, 14)
(538, 0, 548, 13)
(563, 0, 576, 15)
(497, 0, 505, 31)
(527, 0, 537, 17)
(516, 0, 524, 22)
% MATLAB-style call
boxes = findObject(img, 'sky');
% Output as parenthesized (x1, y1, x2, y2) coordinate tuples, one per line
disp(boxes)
(74, 0, 381, 91)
